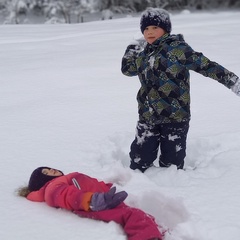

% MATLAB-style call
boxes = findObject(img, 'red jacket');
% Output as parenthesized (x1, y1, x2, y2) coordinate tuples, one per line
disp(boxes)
(27, 172, 162, 240)
(27, 172, 112, 211)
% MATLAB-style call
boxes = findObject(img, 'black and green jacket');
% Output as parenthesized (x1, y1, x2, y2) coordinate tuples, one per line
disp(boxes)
(121, 33, 238, 124)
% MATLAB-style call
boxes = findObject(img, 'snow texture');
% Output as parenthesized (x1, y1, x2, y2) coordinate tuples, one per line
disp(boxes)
(141, 8, 170, 24)
(1, 10, 240, 240)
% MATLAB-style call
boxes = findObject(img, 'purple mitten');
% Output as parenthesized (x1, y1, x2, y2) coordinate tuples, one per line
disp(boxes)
(105, 187, 128, 209)
(90, 187, 128, 211)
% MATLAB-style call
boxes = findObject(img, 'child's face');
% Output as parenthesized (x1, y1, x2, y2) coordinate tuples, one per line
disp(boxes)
(42, 168, 63, 177)
(143, 26, 166, 44)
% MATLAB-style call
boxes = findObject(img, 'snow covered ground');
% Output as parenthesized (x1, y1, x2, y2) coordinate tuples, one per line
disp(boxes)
(1, 10, 240, 240)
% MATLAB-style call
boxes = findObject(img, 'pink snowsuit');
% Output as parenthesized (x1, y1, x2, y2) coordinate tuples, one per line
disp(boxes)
(27, 172, 162, 240)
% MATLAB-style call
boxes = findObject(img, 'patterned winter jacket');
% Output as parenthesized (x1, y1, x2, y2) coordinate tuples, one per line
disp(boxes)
(121, 33, 238, 124)
(27, 172, 112, 211)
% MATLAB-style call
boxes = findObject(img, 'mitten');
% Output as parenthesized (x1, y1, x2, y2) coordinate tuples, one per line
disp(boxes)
(90, 187, 128, 211)
(231, 76, 240, 96)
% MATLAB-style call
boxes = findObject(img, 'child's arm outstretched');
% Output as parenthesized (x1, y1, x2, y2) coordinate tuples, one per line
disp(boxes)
(175, 40, 239, 91)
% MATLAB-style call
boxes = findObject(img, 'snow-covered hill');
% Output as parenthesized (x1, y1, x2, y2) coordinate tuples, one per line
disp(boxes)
(1, 10, 240, 240)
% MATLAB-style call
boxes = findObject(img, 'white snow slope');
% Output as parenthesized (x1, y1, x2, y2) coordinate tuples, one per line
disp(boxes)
(1, 10, 240, 240)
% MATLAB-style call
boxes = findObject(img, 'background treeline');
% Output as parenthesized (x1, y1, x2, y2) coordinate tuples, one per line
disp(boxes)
(0, 0, 239, 24)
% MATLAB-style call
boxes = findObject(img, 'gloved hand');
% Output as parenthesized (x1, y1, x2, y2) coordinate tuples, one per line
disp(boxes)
(129, 37, 146, 50)
(128, 36, 146, 52)
(90, 187, 128, 211)
(231, 77, 240, 96)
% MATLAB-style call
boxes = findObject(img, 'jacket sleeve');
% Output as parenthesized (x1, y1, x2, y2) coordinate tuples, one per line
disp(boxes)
(174, 42, 238, 88)
(44, 181, 93, 212)
(121, 45, 140, 77)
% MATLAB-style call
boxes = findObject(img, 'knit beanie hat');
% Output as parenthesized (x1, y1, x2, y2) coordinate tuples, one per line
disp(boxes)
(140, 8, 172, 34)
(28, 167, 63, 192)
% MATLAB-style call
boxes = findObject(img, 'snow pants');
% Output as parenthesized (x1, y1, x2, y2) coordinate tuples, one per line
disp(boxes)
(74, 203, 162, 240)
(130, 120, 190, 172)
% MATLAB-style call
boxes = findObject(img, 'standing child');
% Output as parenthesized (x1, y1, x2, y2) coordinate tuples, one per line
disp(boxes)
(17, 166, 162, 240)
(121, 8, 240, 172)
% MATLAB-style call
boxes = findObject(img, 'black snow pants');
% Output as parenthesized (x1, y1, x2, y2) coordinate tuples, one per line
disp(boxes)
(129, 120, 190, 172)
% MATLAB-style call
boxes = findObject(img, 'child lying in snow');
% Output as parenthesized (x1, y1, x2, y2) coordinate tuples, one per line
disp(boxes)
(17, 166, 162, 240)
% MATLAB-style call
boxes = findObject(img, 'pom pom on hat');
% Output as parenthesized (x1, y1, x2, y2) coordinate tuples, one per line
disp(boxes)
(28, 167, 63, 192)
(140, 8, 172, 34)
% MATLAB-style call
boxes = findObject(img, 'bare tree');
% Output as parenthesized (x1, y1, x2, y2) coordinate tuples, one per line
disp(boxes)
(4, 0, 28, 24)
(75, 0, 95, 23)
(43, 0, 71, 23)
(1, 0, 239, 24)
